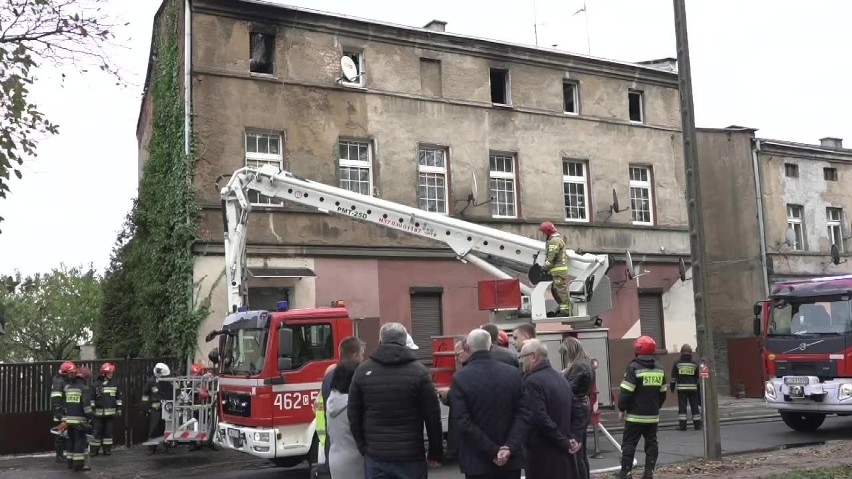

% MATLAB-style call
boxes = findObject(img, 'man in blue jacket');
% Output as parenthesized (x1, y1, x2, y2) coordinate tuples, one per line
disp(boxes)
(449, 329, 531, 479)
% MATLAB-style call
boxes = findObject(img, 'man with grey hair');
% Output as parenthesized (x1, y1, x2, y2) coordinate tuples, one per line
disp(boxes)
(348, 322, 443, 479)
(449, 329, 530, 479)
(520, 339, 583, 479)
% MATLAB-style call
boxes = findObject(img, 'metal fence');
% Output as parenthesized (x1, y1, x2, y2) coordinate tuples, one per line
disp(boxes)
(0, 357, 178, 455)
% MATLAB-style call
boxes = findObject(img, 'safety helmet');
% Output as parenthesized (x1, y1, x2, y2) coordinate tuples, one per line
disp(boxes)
(59, 361, 77, 376)
(154, 363, 171, 378)
(76, 366, 92, 380)
(633, 336, 656, 356)
(539, 221, 557, 237)
(680, 344, 693, 354)
(190, 362, 205, 376)
(100, 363, 116, 376)
(497, 330, 509, 348)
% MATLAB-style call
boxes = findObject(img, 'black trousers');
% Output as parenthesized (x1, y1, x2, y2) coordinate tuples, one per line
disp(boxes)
(677, 391, 701, 427)
(466, 470, 522, 479)
(148, 408, 164, 439)
(575, 401, 591, 479)
(621, 422, 658, 472)
(67, 424, 88, 468)
(93, 416, 116, 448)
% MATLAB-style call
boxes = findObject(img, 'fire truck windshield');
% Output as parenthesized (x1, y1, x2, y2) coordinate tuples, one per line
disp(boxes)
(768, 298, 852, 336)
(223, 328, 268, 375)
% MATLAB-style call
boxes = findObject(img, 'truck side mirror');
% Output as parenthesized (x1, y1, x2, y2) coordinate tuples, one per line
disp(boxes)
(278, 327, 294, 371)
(753, 303, 762, 316)
(753, 315, 761, 336)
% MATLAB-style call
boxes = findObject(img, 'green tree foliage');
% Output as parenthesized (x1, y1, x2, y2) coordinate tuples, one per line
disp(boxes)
(0, 0, 126, 232)
(0, 264, 102, 361)
(95, 0, 215, 360)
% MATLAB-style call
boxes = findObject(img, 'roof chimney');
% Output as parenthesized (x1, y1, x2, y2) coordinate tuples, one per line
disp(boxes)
(820, 137, 843, 150)
(423, 20, 447, 32)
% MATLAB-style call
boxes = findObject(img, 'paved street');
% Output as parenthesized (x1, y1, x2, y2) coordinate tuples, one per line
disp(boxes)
(5, 414, 852, 478)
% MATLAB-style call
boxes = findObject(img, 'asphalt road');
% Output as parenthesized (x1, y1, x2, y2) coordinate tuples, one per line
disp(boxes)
(5, 415, 852, 479)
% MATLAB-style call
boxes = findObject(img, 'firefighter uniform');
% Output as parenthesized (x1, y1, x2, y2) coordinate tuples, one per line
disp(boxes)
(540, 221, 572, 316)
(670, 345, 701, 431)
(63, 371, 93, 472)
(618, 336, 667, 479)
(50, 365, 74, 462)
(142, 363, 172, 453)
(90, 364, 122, 456)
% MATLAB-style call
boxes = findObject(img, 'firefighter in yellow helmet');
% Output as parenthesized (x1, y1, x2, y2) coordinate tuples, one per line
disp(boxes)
(539, 221, 572, 316)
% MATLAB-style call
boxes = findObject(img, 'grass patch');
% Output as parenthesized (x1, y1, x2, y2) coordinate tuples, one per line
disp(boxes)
(768, 466, 852, 479)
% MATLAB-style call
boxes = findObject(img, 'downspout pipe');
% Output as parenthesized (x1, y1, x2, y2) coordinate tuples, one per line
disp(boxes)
(184, 0, 192, 157)
(752, 138, 770, 298)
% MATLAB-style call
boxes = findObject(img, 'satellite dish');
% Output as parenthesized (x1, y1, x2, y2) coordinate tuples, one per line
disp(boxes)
(831, 244, 843, 265)
(678, 257, 690, 282)
(471, 171, 479, 203)
(609, 189, 629, 215)
(784, 227, 796, 248)
(340, 56, 358, 82)
(626, 251, 636, 280)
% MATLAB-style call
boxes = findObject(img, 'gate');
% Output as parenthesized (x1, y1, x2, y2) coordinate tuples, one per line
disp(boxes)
(0, 357, 179, 456)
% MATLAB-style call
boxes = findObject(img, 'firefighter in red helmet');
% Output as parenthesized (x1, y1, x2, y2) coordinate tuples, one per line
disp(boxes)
(616, 336, 667, 479)
(538, 221, 572, 316)
(50, 361, 76, 462)
(63, 366, 93, 472)
(90, 363, 122, 456)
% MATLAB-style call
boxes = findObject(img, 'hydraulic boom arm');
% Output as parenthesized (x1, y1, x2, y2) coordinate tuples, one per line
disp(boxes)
(221, 165, 612, 323)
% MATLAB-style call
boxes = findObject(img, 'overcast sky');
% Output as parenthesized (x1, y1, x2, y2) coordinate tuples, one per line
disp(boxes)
(1, 0, 849, 277)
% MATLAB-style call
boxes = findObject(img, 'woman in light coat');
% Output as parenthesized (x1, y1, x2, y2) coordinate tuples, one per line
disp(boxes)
(326, 360, 364, 479)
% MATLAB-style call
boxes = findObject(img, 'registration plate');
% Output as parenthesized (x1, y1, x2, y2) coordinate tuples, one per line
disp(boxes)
(228, 428, 240, 438)
(784, 376, 809, 385)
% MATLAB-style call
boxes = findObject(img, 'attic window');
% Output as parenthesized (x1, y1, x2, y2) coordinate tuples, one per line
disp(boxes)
(490, 68, 509, 105)
(785, 163, 798, 178)
(250, 32, 275, 75)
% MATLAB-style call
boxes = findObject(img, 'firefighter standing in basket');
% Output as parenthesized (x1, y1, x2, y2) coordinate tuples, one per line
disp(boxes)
(142, 363, 172, 454)
(90, 363, 122, 456)
(50, 361, 77, 462)
(617, 336, 667, 479)
(670, 344, 701, 431)
(63, 366, 93, 472)
(539, 221, 572, 316)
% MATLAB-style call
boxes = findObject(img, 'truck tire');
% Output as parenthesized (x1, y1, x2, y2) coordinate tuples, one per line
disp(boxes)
(780, 411, 826, 432)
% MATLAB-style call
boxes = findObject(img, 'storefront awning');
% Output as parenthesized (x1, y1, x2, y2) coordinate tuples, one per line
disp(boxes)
(247, 267, 316, 279)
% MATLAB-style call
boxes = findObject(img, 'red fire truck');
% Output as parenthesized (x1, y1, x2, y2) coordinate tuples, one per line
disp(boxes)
(206, 164, 618, 467)
(758, 274, 852, 432)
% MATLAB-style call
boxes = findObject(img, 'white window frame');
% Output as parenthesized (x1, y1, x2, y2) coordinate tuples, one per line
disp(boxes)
(417, 146, 449, 215)
(489, 153, 518, 219)
(628, 89, 644, 123)
(245, 131, 284, 206)
(787, 204, 805, 251)
(562, 159, 589, 222)
(563, 81, 579, 115)
(629, 166, 654, 225)
(827, 207, 844, 253)
(337, 139, 373, 196)
(340, 50, 365, 88)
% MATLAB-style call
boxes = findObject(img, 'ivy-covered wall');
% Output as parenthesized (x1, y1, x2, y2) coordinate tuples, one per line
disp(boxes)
(96, 0, 210, 360)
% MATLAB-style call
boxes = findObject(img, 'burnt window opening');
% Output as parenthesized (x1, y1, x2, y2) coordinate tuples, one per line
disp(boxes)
(250, 32, 275, 74)
(628, 90, 643, 123)
(785, 163, 799, 178)
(490, 68, 509, 105)
(824, 167, 838, 181)
(563, 81, 578, 114)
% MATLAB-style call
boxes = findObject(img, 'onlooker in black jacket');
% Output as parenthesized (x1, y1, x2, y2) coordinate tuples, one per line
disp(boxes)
(449, 329, 531, 479)
(561, 337, 596, 479)
(481, 323, 520, 368)
(520, 339, 584, 479)
(348, 322, 443, 479)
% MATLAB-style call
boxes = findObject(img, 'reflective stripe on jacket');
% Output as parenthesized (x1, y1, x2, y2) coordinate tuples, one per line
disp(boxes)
(618, 356, 667, 424)
(62, 378, 92, 424)
(670, 355, 700, 392)
(543, 233, 568, 274)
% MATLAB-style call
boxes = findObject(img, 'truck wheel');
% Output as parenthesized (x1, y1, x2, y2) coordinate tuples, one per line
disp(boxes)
(780, 411, 826, 432)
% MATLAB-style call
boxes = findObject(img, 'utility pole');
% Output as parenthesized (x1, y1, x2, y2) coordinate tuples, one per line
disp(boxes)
(672, 0, 722, 460)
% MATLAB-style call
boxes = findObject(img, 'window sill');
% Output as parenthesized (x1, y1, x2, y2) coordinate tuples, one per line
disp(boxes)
(565, 218, 590, 223)
(249, 72, 280, 82)
(563, 111, 579, 116)
(632, 222, 655, 227)
(492, 103, 514, 109)
(629, 120, 645, 125)
(339, 81, 366, 90)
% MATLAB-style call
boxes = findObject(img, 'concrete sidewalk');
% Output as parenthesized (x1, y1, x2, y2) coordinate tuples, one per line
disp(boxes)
(597, 396, 774, 433)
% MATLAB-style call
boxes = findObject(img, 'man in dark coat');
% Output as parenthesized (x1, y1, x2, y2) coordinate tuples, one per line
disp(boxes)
(348, 322, 443, 479)
(481, 323, 520, 368)
(449, 329, 531, 479)
(520, 339, 583, 479)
